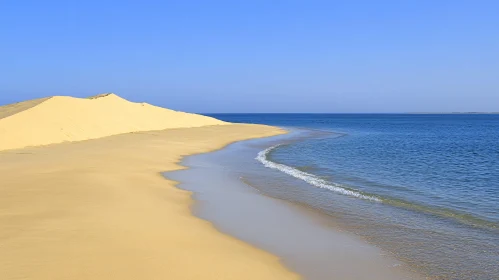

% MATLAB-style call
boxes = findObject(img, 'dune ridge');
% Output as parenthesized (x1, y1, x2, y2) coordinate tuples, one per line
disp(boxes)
(0, 93, 227, 151)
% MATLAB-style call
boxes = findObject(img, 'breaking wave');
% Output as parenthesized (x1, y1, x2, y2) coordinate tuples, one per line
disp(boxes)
(256, 145, 381, 202)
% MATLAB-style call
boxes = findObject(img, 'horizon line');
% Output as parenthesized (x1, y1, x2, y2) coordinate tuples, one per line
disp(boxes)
(201, 112, 499, 115)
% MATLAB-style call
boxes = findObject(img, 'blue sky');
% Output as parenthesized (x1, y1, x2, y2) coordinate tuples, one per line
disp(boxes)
(1, 0, 498, 113)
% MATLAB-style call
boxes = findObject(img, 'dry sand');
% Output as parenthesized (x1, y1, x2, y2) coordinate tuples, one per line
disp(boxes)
(0, 93, 227, 151)
(0, 95, 298, 279)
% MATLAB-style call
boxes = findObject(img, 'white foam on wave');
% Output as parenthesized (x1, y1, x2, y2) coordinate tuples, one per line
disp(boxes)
(256, 145, 381, 202)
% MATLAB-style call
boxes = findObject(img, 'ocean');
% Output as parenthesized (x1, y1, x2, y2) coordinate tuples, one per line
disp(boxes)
(206, 114, 499, 280)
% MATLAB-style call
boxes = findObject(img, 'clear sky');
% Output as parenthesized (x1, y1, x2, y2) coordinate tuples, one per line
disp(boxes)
(1, 0, 498, 113)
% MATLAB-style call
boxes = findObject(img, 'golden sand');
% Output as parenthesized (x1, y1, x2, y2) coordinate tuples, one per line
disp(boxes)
(0, 93, 227, 151)
(0, 95, 298, 279)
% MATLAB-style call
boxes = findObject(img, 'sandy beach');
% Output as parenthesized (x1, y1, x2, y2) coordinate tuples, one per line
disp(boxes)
(0, 95, 298, 279)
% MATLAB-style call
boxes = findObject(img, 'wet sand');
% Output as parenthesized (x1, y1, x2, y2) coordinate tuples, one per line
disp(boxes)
(168, 131, 423, 280)
(0, 124, 299, 280)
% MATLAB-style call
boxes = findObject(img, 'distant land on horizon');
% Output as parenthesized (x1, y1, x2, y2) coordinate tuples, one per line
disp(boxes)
(207, 112, 499, 115)
(408, 112, 499, 114)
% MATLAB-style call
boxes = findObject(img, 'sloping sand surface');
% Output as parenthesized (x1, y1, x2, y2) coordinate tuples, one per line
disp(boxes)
(0, 93, 227, 151)
(0, 97, 50, 119)
(0, 124, 297, 280)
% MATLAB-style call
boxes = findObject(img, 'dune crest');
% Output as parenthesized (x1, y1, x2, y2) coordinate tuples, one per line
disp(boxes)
(0, 93, 227, 151)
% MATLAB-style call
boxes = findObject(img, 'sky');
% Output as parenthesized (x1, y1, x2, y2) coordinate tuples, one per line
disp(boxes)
(0, 0, 498, 113)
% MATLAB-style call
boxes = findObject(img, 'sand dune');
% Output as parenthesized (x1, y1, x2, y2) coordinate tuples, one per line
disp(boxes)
(0, 94, 296, 279)
(0, 93, 227, 151)
(0, 97, 51, 119)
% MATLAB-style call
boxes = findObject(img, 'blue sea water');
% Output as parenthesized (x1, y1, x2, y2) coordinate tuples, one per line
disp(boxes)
(209, 114, 499, 279)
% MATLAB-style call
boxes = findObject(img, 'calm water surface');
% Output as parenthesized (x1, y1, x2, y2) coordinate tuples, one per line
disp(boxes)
(208, 114, 499, 280)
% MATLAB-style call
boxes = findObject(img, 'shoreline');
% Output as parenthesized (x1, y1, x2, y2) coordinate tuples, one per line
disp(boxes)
(0, 124, 299, 280)
(169, 129, 424, 280)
